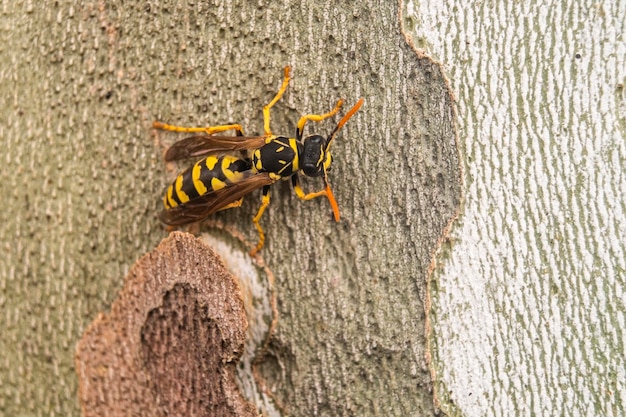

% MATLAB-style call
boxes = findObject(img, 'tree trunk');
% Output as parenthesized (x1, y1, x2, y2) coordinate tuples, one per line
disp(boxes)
(2, 0, 458, 416)
(410, 1, 626, 416)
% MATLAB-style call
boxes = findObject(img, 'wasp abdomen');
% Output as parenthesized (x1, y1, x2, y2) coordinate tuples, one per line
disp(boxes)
(164, 155, 251, 209)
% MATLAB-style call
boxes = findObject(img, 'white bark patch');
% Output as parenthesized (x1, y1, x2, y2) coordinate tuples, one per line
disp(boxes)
(411, 0, 626, 415)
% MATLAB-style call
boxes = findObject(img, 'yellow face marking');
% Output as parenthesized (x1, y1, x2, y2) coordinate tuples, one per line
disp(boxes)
(165, 185, 178, 208)
(323, 152, 332, 170)
(175, 175, 190, 203)
(276, 146, 285, 153)
(211, 177, 227, 191)
(192, 162, 208, 195)
(205, 156, 219, 170)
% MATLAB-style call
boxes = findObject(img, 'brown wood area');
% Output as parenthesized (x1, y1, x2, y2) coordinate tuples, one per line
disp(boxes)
(75, 232, 256, 417)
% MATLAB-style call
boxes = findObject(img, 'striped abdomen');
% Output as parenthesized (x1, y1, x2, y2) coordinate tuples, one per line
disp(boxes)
(163, 154, 252, 209)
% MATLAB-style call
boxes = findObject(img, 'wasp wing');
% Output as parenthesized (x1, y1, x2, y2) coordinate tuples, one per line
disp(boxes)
(164, 135, 267, 161)
(159, 172, 275, 226)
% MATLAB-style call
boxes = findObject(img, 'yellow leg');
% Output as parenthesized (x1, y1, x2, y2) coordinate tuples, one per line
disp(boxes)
(216, 198, 244, 212)
(153, 122, 244, 136)
(250, 186, 271, 256)
(291, 175, 340, 221)
(292, 175, 326, 200)
(296, 99, 344, 139)
(263, 66, 292, 136)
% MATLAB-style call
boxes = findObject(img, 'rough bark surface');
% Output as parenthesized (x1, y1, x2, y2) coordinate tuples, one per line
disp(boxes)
(0, 1, 461, 416)
(75, 232, 256, 417)
(409, 1, 626, 416)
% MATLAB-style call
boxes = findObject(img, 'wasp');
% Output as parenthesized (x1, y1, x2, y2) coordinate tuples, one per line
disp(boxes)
(153, 66, 363, 255)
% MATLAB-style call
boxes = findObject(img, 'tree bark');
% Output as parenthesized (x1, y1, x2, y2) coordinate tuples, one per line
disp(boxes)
(410, 1, 626, 416)
(0, 1, 460, 416)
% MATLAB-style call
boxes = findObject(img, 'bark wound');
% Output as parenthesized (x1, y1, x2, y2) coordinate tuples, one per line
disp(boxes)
(75, 232, 257, 417)
(141, 284, 232, 416)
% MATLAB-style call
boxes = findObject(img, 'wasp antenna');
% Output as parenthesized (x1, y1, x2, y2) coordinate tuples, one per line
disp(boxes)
(325, 98, 364, 149)
(323, 175, 341, 222)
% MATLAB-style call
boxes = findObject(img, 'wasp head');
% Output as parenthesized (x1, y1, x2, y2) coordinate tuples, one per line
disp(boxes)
(301, 135, 331, 177)
(298, 98, 363, 222)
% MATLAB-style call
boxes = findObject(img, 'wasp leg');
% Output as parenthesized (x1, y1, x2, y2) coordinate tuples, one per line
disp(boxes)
(216, 198, 244, 212)
(153, 121, 244, 136)
(291, 174, 340, 222)
(295, 99, 344, 140)
(250, 185, 272, 255)
(263, 66, 292, 136)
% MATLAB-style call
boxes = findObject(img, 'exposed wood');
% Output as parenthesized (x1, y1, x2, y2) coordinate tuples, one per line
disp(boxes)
(75, 231, 256, 417)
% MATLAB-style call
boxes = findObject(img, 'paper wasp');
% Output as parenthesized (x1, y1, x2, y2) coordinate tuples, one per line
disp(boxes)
(153, 66, 363, 255)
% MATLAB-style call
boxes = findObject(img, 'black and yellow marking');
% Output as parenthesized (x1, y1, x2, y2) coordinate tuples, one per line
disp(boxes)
(252, 137, 300, 176)
(154, 66, 363, 255)
(164, 155, 251, 209)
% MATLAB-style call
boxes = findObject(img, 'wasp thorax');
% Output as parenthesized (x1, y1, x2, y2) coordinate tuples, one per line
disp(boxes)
(301, 135, 327, 177)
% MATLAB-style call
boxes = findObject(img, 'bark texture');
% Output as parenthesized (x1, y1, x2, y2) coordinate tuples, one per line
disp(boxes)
(410, 1, 626, 416)
(0, 1, 461, 416)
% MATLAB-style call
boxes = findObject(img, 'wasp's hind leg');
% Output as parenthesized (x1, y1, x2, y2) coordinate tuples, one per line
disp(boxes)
(216, 198, 244, 212)
(250, 185, 272, 255)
